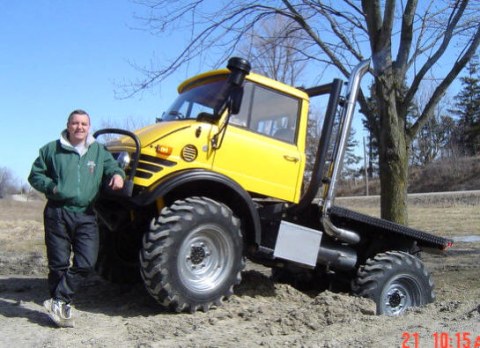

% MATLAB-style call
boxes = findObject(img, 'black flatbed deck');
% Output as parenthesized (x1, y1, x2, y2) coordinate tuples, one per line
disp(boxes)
(329, 205, 453, 250)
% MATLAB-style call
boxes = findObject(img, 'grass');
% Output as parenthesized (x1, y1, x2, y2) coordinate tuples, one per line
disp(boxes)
(337, 205, 480, 237)
(0, 198, 45, 254)
(0, 198, 44, 223)
(337, 191, 480, 238)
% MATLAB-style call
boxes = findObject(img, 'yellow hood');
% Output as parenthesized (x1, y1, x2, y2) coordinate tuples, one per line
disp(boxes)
(107, 121, 197, 150)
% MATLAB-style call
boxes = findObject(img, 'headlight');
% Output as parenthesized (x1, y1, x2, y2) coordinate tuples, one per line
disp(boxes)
(117, 152, 131, 169)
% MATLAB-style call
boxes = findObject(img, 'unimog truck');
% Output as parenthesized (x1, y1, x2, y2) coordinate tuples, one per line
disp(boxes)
(94, 58, 453, 315)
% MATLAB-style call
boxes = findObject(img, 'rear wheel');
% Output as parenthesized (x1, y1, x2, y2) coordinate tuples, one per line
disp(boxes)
(140, 197, 244, 312)
(353, 251, 434, 315)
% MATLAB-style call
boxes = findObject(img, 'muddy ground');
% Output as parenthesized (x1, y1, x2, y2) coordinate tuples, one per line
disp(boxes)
(0, 196, 478, 347)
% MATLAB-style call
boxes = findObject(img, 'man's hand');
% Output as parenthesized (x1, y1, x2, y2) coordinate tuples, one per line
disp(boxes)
(109, 174, 124, 190)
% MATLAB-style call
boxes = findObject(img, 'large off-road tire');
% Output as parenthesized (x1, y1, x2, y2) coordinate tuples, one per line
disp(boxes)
(95, 222, 142, 284)
(353, 251, 434, 315)
(140, 197, 244, 313)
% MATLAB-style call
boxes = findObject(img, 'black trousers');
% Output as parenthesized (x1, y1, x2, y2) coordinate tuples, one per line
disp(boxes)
(43, 203, 99, 303)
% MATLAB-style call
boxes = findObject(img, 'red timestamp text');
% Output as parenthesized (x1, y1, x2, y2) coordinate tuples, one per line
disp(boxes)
(402, 331, 480, 348)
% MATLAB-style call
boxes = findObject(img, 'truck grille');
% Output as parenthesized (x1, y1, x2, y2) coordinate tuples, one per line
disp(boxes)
(126, 154, 177, 179)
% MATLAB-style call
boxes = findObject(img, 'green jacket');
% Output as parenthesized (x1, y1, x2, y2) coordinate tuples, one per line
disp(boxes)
(28, 131, 125, 212)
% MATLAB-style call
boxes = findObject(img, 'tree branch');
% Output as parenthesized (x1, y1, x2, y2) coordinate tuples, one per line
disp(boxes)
(408, 25, 480, 139)
(403, 0, 468, 108)
(394, 0, 417, 76)
(281, 0, 350, 76)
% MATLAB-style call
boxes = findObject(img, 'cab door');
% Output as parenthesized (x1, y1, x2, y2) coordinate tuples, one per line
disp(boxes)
(212, 81, 305, 202)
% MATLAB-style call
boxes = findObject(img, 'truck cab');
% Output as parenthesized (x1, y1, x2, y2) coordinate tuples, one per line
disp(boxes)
(105, 67, 309, 203)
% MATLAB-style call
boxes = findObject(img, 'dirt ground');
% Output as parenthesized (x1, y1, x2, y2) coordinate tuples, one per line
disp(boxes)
(0, 196, 479, 348)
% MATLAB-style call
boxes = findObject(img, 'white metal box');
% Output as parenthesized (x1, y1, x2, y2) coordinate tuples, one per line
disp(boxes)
(273, 220, 323, 267)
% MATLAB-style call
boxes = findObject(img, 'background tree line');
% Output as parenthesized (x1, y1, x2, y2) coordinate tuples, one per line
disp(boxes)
(0, 167, 32, 198)
(364, 55, 480, 175)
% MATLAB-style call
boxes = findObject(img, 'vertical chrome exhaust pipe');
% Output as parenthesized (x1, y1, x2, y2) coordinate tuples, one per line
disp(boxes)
(321, 60, 370, 244)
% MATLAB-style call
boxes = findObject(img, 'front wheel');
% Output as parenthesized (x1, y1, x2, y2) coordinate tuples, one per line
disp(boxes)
(140, 197, 245, 312)
(353, 251, 434, 315)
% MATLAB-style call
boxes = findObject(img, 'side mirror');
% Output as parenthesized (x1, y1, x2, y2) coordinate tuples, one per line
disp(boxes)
(229, 87, 244, 115)
(214, 57, 251, 118)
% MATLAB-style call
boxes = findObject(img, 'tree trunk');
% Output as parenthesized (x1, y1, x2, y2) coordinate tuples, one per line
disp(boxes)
(376, 75, 409, 224)
(379, 135, 409, 224)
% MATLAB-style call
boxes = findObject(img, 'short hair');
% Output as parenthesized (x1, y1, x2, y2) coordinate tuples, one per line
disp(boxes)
(68, 109, 90, 124)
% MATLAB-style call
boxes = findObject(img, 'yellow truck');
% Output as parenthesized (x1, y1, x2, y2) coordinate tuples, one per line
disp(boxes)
(94, 58, 452, 315)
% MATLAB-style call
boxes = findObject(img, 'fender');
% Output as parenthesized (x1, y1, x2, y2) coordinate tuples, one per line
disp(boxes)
(131, 169, 262, 246)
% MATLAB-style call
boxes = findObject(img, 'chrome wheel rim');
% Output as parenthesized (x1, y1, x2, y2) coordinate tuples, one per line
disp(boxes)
(178, 224, 234, 293)
(382, 276, 421, 315)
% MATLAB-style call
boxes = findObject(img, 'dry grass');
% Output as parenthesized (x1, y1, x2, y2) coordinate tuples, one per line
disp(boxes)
(337, 191, 480, 238)
(0, 199, 45, 254)
(0, 198, 44, 223)
(408, 206, 479, 237)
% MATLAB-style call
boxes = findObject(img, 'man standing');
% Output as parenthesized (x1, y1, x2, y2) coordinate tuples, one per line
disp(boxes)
(28, 109, 125, 327)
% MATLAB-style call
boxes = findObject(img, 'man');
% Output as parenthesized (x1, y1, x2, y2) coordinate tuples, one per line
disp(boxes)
(28, 109, 125, 328)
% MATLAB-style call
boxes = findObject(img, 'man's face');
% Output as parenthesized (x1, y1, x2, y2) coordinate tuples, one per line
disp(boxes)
(67, 113, 90, 145)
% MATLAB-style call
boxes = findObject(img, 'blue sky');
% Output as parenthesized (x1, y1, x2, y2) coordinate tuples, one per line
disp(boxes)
(0, 1, 468, 186)
(0, 1, 200, 184)
(0, 1, 360, 186)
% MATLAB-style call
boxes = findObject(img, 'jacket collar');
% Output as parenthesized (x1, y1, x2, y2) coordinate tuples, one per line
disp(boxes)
(60, 130, 95, 149)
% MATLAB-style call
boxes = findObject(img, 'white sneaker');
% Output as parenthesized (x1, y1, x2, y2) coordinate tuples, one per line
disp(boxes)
(43, 298, 62, 327)
(43, 299, 75, 328)
(61, 303, 75, 328)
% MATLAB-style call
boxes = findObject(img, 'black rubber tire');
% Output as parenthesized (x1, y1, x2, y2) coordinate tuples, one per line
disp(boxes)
(353, 251, 434, 315)
(95, 222, 142, 284)
(140, 197, 244, 313)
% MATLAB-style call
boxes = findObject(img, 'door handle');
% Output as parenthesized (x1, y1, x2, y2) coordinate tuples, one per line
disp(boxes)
(283, 155, 299, 163)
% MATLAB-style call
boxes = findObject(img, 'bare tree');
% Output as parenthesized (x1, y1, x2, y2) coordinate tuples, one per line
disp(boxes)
(131, 0, 480, 224)
(0, 167, 15, 198)
(238, 14, 308, 85)
(95, 116, 151, 143)
(410, 85, 455, 166)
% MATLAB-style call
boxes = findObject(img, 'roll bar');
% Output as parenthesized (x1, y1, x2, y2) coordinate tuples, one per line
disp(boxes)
(93, 128, 142, 197)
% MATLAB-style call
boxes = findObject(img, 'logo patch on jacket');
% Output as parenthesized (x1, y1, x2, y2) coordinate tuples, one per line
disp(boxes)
(87, 160, 96, 174)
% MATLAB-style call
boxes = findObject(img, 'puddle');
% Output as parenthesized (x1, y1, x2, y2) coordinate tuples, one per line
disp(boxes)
(452, 235, 480, 243)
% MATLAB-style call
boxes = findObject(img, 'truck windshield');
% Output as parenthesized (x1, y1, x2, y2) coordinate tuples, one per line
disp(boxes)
(158, 78, 228, 122)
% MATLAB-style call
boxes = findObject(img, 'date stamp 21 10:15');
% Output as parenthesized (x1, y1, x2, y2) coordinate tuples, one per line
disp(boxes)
(402, 331, 480, 348)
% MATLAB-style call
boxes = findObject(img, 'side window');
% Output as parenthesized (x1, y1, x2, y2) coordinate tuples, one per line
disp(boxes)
(230, 83, 253, 127)
(233, 82, 300, 144)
